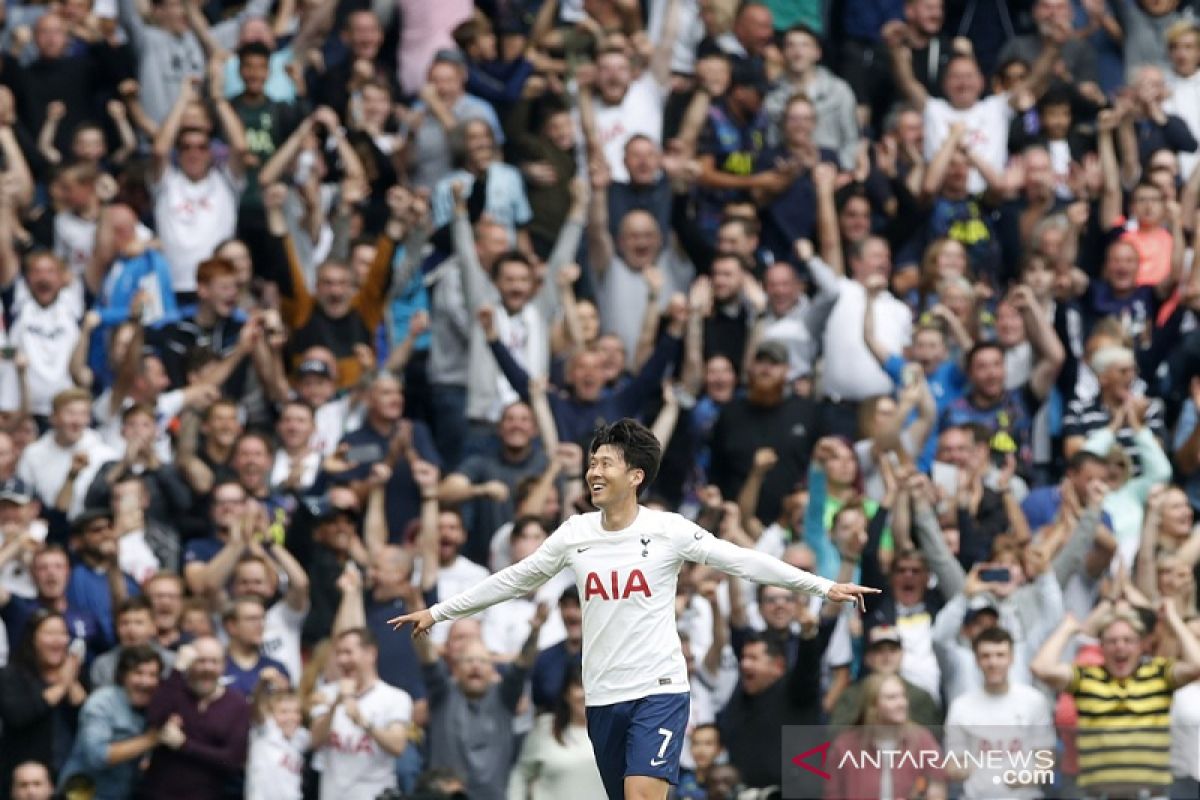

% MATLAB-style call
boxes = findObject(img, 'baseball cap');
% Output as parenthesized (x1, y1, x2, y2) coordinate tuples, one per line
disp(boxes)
(297, 359, 333, 379)
(0, 477, 32, 504)
(964, 595, 1000, 625)
(433, 48, 467, 67)
(71, 507, 114, 535)
(305, 496, 359, 523)
(867, 625, 903, 649)
(754, 340, 788, 365)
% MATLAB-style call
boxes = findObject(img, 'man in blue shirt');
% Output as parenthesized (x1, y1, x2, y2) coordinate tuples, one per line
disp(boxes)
(66, 508, 140, 650)
(695, 59, 775, 240)
(60, 644, 163, 797)
(1021, 450, 1113, 533)
(940, 300, 1064, 473)
(221, 595, 289, 695)
(0, 543, 106, 662)
(530, 586, 583, 712)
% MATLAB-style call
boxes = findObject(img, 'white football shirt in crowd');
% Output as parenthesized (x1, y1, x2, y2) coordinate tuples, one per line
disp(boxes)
(153, 165, 240, 292)
(312, 679, 412, 800)
(923, 93, 1014, 195)
(246, 717, 310, 800)
(945, 683, 1054, 800)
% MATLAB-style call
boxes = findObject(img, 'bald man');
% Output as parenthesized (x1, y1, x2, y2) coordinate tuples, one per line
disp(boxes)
(141, 637, 251, 799)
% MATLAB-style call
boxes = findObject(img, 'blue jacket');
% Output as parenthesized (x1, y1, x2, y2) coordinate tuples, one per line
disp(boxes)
(97, 249, 179, 328)
(59, 685, 147, 799)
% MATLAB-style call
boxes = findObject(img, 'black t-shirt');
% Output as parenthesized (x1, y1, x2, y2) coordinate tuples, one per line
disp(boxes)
(710, 395, 823, 524)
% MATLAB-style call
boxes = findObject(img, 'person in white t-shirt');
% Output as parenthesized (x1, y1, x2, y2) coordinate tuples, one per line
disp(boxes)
(820, 238, 912, 437)
(17, 388, 118, 519)
(580, 46, 671, 184)
(310, 628, 412, 800)
(4, 252, 83, 417)
(884, 17, 1068, 194)
(246, 679, 310, 800)
(391, 418, 877, 800)
(944, 626, 1055, 799)
(151, 77, 245, 295)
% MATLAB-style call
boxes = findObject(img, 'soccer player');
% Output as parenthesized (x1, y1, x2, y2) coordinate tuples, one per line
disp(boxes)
(390, 418, 878, 800)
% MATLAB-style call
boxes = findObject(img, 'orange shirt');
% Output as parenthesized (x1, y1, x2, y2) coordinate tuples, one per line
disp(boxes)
(1120, 225, 1173, 287)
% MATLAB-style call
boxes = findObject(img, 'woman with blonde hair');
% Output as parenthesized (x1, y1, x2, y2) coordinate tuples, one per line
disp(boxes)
(826, 672, 947, 800)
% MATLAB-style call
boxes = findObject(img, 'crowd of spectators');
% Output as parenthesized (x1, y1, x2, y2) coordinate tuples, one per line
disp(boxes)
(5, 0, 1200, 798)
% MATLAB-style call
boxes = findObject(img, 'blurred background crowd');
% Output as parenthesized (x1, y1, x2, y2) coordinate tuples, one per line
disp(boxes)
(3, 0, 1200, 798)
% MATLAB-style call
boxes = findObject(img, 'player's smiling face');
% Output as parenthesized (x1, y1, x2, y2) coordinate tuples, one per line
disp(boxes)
(586, 444, 641, 509)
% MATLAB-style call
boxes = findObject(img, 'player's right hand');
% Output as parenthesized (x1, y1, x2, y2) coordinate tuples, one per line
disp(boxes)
(388, 608, 435, 637)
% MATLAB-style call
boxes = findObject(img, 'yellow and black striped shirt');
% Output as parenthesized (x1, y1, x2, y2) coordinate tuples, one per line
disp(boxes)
(1069, 656, 1176, 790)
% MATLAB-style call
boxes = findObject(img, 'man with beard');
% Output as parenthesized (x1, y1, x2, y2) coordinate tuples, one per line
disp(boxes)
(228, 432, 288, 520)
(710, 341, 823, 526)
(60, 644, 164, 797)
(66, 508, 138, 651)
(142, 636, 251, 799)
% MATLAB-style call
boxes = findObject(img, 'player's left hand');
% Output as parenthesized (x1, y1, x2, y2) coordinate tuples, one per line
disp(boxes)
(826, 583, 881, 612)
(388, 608, 435, 637)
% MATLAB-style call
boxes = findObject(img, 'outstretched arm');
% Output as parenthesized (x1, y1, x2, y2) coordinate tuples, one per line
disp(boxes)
(390, 537, 567, 635)
(692, 533, 879, 608)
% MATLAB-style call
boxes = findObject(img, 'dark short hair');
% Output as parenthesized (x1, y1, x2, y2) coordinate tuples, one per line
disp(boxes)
(971, 625, 1013, 652)
(115, 643, 163, 684)
(965, 341, 1005, 371)
(237, 41, 271, 62)
(1037, 84, 1073, 112)
(338, 626, 378, 650)
(491, 250, 533, 279)
(589, 419, 662, 497)
(711, 250, 753, 274)
(740, 630, 787, 662)
(115, 596, 153, 622)
(510, 515, 547, 545)
(559, 585, 580, 608)
(782, 23, 821, 46)
(692, 721, 722, 742)
(1067, 449, 1107, 473)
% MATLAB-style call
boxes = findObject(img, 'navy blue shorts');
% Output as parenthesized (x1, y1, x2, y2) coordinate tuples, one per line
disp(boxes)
(585, 692, 691, 800)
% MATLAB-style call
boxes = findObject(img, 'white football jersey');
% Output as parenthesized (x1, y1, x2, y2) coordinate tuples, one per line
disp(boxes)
(430, 507, 833, 707)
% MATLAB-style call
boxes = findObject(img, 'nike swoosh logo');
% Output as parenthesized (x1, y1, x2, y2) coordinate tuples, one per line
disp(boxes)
(650, 758, 666, 767)
(577, 547, 591, 553)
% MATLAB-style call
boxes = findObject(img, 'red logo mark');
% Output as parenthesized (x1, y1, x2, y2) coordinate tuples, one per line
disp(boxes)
(791, 740, 832, 780)
(583, 569, 652, 600)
